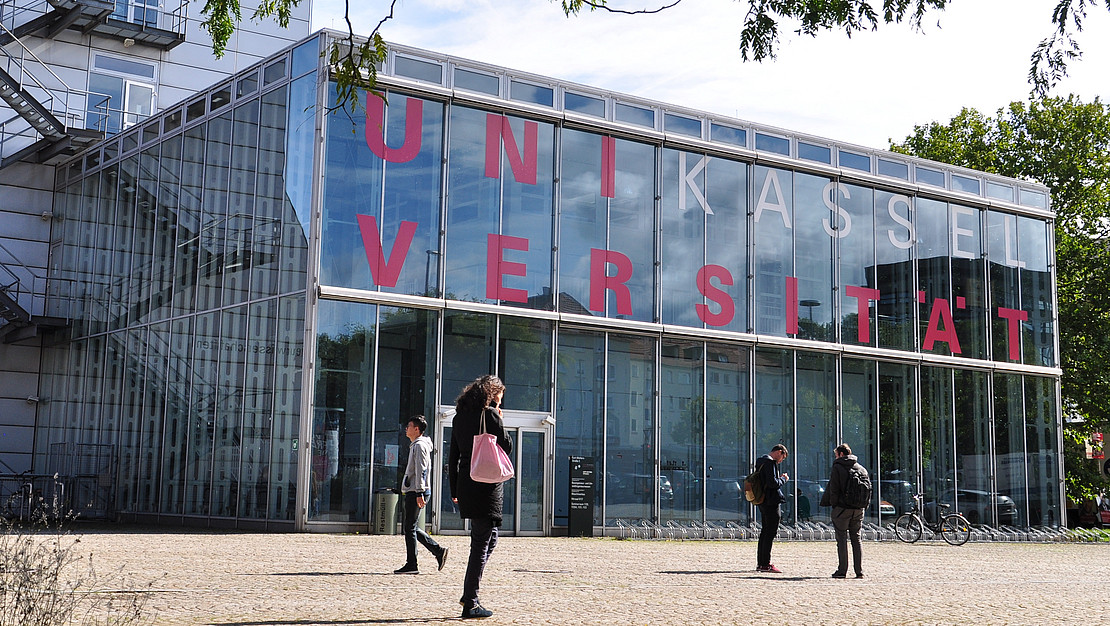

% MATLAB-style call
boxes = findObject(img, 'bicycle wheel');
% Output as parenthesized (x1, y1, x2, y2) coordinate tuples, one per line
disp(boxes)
(940, 514, 971, 546)
(894, 513, 922, 543)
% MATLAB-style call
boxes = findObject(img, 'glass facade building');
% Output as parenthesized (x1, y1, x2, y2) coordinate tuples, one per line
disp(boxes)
(34, 32, 1064, 533)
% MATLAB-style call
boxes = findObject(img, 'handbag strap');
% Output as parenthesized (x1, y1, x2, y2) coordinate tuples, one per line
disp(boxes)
(479, 407, 488, 435)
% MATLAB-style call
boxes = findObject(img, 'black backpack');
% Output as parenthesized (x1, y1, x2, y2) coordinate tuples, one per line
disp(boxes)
(842, 462, 872, 509)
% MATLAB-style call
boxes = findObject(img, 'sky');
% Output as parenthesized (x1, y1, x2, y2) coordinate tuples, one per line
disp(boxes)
(309, 0, 1109, 151)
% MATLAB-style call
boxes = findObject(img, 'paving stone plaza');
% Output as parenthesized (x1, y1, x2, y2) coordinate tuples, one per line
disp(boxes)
(66, 527, 1109, 624)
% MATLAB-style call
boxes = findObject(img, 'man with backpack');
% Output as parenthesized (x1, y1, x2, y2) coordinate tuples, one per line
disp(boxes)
(820, 443, 870, 579)
(754, 444, 790, 573)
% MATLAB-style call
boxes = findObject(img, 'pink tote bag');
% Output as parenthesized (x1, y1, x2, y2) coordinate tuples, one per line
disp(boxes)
(470, 409, 515, 483)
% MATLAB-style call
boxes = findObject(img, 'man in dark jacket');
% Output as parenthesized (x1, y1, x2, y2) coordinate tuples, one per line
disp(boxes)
(820, 443, 867, 579)
(755, 444, 789, 573)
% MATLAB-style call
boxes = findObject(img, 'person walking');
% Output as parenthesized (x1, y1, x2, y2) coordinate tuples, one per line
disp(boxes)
(448, 375, 513, 619)
(394, 414, 449, 575)
(820, 443, 868, 579)
(755, 443, 789, 573)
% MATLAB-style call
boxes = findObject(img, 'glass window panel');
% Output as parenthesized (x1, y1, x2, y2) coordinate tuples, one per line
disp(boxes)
(455, 68, 499, 94)
(395, 56, 443, 83)
(224, 99, 259, 305)
(753, 166, 793, 336)
(874, 190, 915, 350)
(1019, 188, 1047, 209)
(164, 108, 182, 133)
(614, 102, 654, 128)
(510, 80, 553, 106)
(660, 148, 707, 328)
(839, 150, 870, 172)
(987, 211, 1022, 361)
(754, 348, 793, 522)
(564, 92, 605, 117)
(498, 316, 552, 412)
(196, 112, 232, 311)
(173, 125, 204, 315)
(211, 84, 232, 111)
(794, 352, 836, 525)
(839, 183, 876, 347)
(664, 112, 701, 138)
(951, 174, 980, 194)
(604, 335, 655, 525)
(660, 340, 705, 523)
(704, 156, 748, 333)
(953, 369, 992, 524)
(498, 115, 555, 310)
(605, 139, 655, 322)
(212, 305, 248, 517)
(238, 300, 276, 519)
(270, 293, 304, 519)
(291, 37, 319, 77)
(917, 197, 953, 356)
(916, 166, 944, 187)
(950, 204, 987, 359)
(878, 158, 909, 180)
(921, 366, 955, 522)
(557, 128, 608, 316)
(794, 173, 835, 341)
(987, 181, 1013, 202)
(1025, 376, 1061, 526)
(252, 86, 287, 300)
(186, 98, 206, 122)
(1018, 217, 1054, 366)
(445, 105, 501, 302)
(705, 343, 750, 524)
(993, 373, 1028, 527)
(282, 74, 315, 293)
(322, 90, 443, 295)
(311, 299, 377, 522)
(237, 71, 259, 98)
(878, 361, 917, 516)
(798, 142, 831, 163)
(842, 359, 879, 523)
(110, 157, 137, 330)
(440, 310, 496, 406)
(161, 317, 191, 514)
(141, 122, 158, 145)
(186, 312, 220, 515)
(263, 57, 287, 85)
(710, 123, 745, 147)
(755, 133, 789, 155)
(554, 330, 606, 527)
(94, 54, 156, 78)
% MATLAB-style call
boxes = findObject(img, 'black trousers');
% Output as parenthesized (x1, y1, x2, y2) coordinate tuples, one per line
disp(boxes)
(402, 492, 441, 566)
(832, 506, 863, 575)
(757, 502, 781, 567)
(461, 515, 498, 608)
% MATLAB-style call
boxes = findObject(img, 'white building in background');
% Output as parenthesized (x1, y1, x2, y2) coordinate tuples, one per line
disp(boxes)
(0, 0, 311, 474)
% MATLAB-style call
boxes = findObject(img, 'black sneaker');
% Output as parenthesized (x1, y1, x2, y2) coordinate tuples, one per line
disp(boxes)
(831, 571, 847, 579)
(462, 603, 493, 619)
(855, 572, 865, 579)
(436, 547, 449, 571)
(393, 564, 419, 574)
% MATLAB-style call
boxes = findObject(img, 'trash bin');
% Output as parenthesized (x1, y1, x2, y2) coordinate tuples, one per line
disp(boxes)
(372, 490, 400, 534)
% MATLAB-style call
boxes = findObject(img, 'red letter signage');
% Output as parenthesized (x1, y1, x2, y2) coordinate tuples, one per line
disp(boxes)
(696, 265, 735, 326)
(365, 94, 422, 163)
(486, 234, 530, 303)
(786, 276, 799, 335)
(589, 248, 633, 316)
(997, 307, 1029, 361)
(920, 292, 962, 354)
(356, 216, 417, 287)
(845, 285, 881, 343)
(485, 114, 537, 185)
(601, 136, 616, 198)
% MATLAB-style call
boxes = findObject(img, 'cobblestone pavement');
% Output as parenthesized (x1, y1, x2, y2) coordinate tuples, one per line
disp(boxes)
(59, 526, 1109, 625)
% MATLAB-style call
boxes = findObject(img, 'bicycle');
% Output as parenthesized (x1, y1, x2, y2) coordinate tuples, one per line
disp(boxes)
(894, 493, 972, 546)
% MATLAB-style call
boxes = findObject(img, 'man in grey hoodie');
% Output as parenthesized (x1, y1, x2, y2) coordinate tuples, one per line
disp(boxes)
(820, 443, 867, 579)
(394, 415, 449, 574)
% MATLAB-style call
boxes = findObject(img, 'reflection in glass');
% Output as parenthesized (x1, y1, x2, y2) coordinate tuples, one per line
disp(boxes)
(659, 340, 704, 522)
(498, 316, 552, 412)
(842, 359, 878, 522)
(795, 353, 835, 524)
(1018, 217, 1054, 366)
(705, 344, 749, 524)
(753, 167, 793, 336)
(440, 310, 495, 406)
(604, 335, 655, 524)
(794, 173, 834, 341)
(212, 306, 247, 517)
(554, 330, 605, 527)
(993, 373, 1028, 527)
(878, 361, 916, 516)
(921, 366, 954, 520)
(951, 204, 987, 359)
(1025, 376, 1060, 526)
(875, 190, 915, 351)
(839, 184, 875, 346)
(754, 348, 793, 520)
(953, 369, 992, 524)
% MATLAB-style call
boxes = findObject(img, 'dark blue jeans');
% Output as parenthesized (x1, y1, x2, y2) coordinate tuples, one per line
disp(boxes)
(757, 502, 781, 567)
(402, 492, 441, 566)
(461, 516, 498, 608)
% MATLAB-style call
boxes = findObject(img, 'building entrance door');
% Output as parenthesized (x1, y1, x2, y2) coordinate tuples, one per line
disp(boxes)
(434, 408, 552, 536)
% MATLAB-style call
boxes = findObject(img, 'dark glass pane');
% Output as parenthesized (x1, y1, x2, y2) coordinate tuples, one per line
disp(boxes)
(186, 311, 220, 515)
(455, 68, 499, 94)
(604, 335, 655, 524)
(951, 204, 987, 359)
(212, 305, 248, 517)
(614, 102, 654, 128)
(440, 310, 495, 406)
(240, 300, 277, 519)
(839, 150, 870, 172)
(1025, 376, 1060, 526)
(916, 167, 944, 187)
(565, 92, 605, 117)
(395, 56, 443, 83)
(710, 123, 745, 147)
(498, 316, 552, 412)
(794, 352, 836, 524)
(993, 373, 1028, 527)
(660, 340, 704, 523)
(704, 156, 747, 333)
(664, 113, 701, 137)
(753, 166, 793, 336)
(660, 148, 706, 328)
(510, 80, 553, 106)
(842, 359, 879, 523)
(554, 330, 605, 527)
(917, 198, 952, 356)
(271, 293, 305, 519)
(839, 183, 876, 347)
(921, 366, 954, 522)
(755, 133, 789, 155)
(794, 173, 835, 342)
(557, 128, 608, 316)
(875, 190, 915, 350)
(878, 361, 917, 516)
(291, 37, 319, 77)
(953, 369, 992, 524)
(705, 343, 749, 524)
(798, 142, 831, 163)
(878, 158, 909, 179)
(754, 348, 793, 523)
(1018, 217, 1054, 366)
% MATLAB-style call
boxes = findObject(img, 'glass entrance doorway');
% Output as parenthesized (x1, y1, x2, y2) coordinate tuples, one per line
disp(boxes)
(434, 408, 552, 536)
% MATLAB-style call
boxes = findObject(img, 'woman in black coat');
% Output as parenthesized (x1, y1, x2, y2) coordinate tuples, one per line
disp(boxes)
(448, 374, 513, 619)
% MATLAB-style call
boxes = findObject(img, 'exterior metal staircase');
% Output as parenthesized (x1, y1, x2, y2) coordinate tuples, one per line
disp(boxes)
(0, 0, 188, 169)
(0, 239, 70, 343)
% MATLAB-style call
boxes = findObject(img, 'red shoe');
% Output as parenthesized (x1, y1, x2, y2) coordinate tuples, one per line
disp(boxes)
(764, 564, 783, 573)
